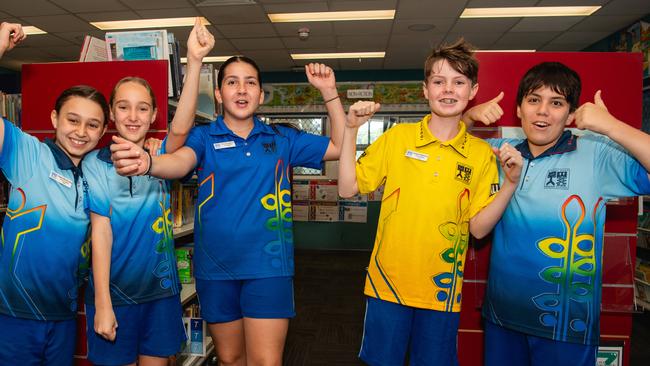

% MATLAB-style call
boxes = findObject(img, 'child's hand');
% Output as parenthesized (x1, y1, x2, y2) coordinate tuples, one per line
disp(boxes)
(463, 92, 504, 126)
(305, 63, 336, 92)
(347, 101, 381, 128)
(144, 137, 163, 156)
(494, 142, 523, 184)
(110, 135, 150, 176)
(187, 17, 215, 63)
(94, 307, 118, 342)
(574, 90, 618, 136)
(0, 22, 26, 58)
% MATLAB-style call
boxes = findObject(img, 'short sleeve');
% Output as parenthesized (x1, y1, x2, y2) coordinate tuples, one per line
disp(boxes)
(468, 143, 500, 219)
(83, 152, 111, 217)
(285, 127, 329, 169)
(589, 135, 650, 197)
(184, 125, 208, 166)
(355, 129, 391, 194)
(0, 118, 42, 186)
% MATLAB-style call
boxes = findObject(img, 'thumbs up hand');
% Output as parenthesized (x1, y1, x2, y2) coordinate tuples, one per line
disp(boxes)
(462, 91, 504, 126)
(574, 90, 619, 135)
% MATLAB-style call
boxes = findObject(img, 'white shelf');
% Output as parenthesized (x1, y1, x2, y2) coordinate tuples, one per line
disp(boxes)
(638, 227, 650, 234)
(174, 223, 194, 238)
(168, 99, 214, 122)
(180, 282, 197, 306)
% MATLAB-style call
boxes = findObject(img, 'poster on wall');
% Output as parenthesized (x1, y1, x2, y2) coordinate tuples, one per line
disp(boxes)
(340, 201, 368, 223)
(292, 180, 311, 201)
(292, 201, 310, 222)
(312, 202, 339, 222)
(596, 346, 622, 366)
(312, 180, 338, 202)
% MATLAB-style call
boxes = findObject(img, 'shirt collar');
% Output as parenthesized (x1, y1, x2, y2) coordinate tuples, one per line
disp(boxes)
(209, 115, 275, 138)
(97, 143, 112, 164)
(515, 130, 577, 160)
(45, 138, 81, 172)
(415, 114, 470, 158)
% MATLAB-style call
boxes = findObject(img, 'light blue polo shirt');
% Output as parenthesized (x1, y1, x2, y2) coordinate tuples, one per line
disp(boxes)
(83, 144, 180, 306)
(184, 116, 329, 280)
(483, 130, 650, 345)
(0, 118, 91, 321)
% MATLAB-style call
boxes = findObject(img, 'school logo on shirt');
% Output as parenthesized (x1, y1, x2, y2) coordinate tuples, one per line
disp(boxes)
(262, 139, 277, 154)
(544, 169, 569, 189)
(455, 163, 473, 184)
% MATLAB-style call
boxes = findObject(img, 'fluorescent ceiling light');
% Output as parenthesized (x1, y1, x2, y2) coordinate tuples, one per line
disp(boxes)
(475, 49, 536, 52)
(269, 10, 395, 23)
(291, 52, 385, 60)
(23, 26, 47, 35)
(181, 56, 233, 63)
(460, 6, 601, 18)
(91, 17, 210, 30)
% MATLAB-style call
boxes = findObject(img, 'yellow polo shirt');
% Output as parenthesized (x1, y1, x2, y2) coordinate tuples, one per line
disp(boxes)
(356, 115, 499, 312)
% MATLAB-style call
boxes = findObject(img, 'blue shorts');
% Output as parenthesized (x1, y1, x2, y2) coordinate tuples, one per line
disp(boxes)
(359, 297, 460, 366)
(0, 313, 76, 366)
(484, 321, 597, 366)
(86, 295, 186, 366)
(196, 276, 295, 323)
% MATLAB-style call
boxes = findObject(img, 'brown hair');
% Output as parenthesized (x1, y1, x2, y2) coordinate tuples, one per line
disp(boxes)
(110, 76, 157, 110)
(424, 38, 479, 85)
(54, 85, 109, 125)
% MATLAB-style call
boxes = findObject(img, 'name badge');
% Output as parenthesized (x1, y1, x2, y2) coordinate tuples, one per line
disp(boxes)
(49, 171, 72, 188)
(405, 150, 428, 161)
(213, 141, 236, 150)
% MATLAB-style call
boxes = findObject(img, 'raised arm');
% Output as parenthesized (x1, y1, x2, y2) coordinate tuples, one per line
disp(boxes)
(338, 101, 380, 198)
(469, 143, 522, 239)
(90, 213, 117, 342)
(305, 63, 345, 160)
(111, 135, 197, 179)
(462, 91, 504, 128)
(166, 17, 215, 153)
(575, 90, 650, 180)
(0, 22, 26, 154)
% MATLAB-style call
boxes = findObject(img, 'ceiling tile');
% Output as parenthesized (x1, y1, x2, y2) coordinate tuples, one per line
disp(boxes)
(136, 8, 202, 19)
(49, 0, 129, 13)
(549, 31, 611, 45)
(216, 23, 277, 38)
(391, 18, 456, 35)
(2, 1, 67, 17)
(328, 0, 398, 11)
(19, 34, 76, 48)
(262, 1, 329, 13)
(443, 33, 504, 49)
(198, 4, 270, 24)
(571, 14, 644, 32)
(383, 47, 429, 69)
(281, 36, 338, 49)
(231, 37, 286, 50)
(593, 0, 650, 16)
(44, 45, 83, 60)
(388, 34, 445, 50)
(118, 0, 194, 10)
(396, 1, 465, 20)
(450, 18, 520, 33)
(337, 35, 389, 50)
(52, 31, 108, 45)
(492, 32, 561, 49)
(333, 20, 392, 35)
(537, 0, 607, 6)
(510, 17, 583, 32)
(272, 22, 334, 37)
(76, 11, 141, 22)
(21, 14, 97, 33)
(539, 43, 586, 51)
(467, 0, 538, 6)
(243, 49, 293, 71)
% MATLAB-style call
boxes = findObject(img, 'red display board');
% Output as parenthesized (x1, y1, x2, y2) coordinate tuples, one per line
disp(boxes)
(21, 60, 169, 146)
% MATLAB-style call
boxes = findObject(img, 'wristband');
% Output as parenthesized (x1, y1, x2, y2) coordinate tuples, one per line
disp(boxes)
(324, 95, 340, 104)
(143, 149, 153, 176)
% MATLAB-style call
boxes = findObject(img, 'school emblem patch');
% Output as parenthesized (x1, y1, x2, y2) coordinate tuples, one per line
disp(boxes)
(544, 169, 569, 189)
(455, 163, 473, 184)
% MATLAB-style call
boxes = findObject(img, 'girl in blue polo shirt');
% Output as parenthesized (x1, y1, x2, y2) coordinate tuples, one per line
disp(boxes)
(0, 22, 111, 365)
(82, 18, 214, 366)
(109, 58, 345, 365)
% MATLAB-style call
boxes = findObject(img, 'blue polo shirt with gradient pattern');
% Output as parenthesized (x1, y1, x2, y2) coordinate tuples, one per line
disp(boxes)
(0, 118, 91, 321)
(83, 144, 180, 306)
(184, 116, 329, 280)
(483, 130, 650, 345)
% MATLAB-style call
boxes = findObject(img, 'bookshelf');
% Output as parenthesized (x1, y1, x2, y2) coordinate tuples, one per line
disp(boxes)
(174, 222, 194, 239)
(168, 98, 214, 124)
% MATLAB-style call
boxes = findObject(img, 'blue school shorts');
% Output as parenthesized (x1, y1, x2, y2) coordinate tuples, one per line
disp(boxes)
(85, 295, 186, 366)
(196, 276, 295, 323)
(484, 320, 597, 366)
(0, 313, 76, 366)
(359, 296, 460, 366)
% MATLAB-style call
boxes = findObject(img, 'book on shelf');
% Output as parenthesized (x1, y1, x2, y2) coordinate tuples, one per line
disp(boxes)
(175, 247, 193, 284)
(171, 181, 197, 228)
(105, 29, 174, 97)
(167, 32, 182, 99)
(181, 317, 207, 356)
(78, 35, 109, 62)
(0, 92, 21, 128)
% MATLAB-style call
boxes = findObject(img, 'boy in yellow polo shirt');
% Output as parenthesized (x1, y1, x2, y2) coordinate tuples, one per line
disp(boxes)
(338, 39, 523, 366)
